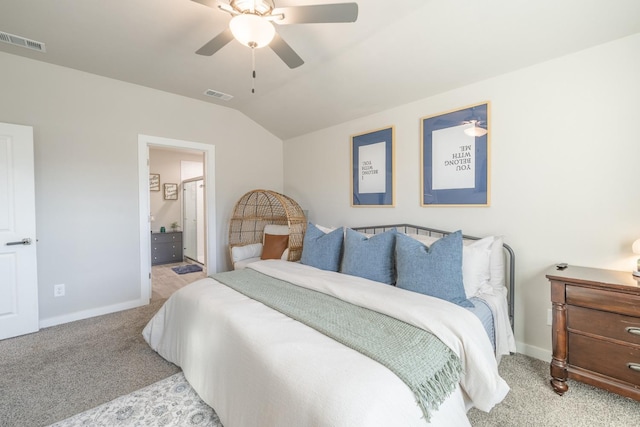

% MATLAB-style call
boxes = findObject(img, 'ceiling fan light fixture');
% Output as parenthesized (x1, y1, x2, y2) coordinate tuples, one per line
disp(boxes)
(229, 14, 275, 48)
(464, 121, 488, 137)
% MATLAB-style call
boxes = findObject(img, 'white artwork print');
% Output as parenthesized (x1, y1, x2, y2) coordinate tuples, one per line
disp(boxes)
(358, 142, 386, 194)
(432, 124, 475, 190)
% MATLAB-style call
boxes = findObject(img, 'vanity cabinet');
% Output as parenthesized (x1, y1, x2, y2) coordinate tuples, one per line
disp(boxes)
(151, 232, 183, 265)
(546, 265, 640, 400)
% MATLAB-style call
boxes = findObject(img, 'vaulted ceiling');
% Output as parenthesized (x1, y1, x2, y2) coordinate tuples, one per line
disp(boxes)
(1, 0, 639, 139)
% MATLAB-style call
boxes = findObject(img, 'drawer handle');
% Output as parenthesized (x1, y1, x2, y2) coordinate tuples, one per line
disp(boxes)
(627, 327, 640, 336)
(629, 363, 640, 373)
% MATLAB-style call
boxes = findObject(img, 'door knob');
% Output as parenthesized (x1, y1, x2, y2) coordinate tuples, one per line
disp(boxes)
(6, 238, 32, 246)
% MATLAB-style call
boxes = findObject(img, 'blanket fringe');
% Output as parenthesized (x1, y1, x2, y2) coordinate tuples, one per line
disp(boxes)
(411, 353, 463, 421)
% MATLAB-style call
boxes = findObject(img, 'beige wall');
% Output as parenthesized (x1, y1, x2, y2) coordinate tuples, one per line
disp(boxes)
(149, 148, 203, 233)
(0, 51, 283, 325)
(283, 33, 640, 360)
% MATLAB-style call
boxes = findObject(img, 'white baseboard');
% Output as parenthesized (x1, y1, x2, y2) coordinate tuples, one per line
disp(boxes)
(516, 340, 552, 362)
(39, 298, 150, 329)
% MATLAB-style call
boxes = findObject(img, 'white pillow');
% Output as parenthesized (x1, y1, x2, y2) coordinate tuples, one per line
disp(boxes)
(462, 237, 493, 297)
(264, 224, 290, 236)
(489, 236, 506, 294)
(464, 235, 506, 296)
(315, 224, 336, 234)
(404, 233, 439, 246)
(231, 243, 263, 263)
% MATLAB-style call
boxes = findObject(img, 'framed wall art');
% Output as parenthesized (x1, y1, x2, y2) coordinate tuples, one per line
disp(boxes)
(149, 173, 160, 191)
(163, 183, 178, 200)
(421, 102, 490, 206)
(351, 126, 395, 207)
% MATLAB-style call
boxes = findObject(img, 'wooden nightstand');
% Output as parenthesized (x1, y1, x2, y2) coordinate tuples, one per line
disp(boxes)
(546, 265, 640, 400)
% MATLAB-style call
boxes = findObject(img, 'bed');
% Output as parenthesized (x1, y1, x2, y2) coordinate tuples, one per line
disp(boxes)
(143, 224, 516, 426)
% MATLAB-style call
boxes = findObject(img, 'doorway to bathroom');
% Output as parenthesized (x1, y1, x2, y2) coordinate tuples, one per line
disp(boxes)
(138, 134, 217, 303)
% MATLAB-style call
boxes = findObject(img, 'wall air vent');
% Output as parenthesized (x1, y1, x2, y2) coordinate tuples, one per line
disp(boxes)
(0, 31, 46, 52)
(204, 89, 233, 101)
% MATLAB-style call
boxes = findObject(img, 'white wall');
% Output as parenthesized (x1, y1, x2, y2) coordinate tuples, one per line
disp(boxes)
(283, 33, 640, 359)
(0, 52, 283, 326)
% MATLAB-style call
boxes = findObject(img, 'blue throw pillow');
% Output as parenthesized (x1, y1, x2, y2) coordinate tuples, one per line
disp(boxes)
(300, 223, 344, 271)
(395, 231, 473, 307)
(340, 228, 396, 285)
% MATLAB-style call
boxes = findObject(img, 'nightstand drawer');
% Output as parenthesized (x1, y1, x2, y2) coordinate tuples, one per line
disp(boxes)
(569, 333, 640, 387)
(566, 285, 640, 317)
(568, 305, 640, 345)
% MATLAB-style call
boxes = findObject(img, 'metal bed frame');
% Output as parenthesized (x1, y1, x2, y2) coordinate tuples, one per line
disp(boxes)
(352, 224, 515, 331)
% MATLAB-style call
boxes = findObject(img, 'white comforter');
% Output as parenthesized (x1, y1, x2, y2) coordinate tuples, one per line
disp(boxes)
(143, 260, 509, 427)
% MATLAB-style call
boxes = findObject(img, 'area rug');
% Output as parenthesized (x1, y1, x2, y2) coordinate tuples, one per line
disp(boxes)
(48, 373, 222, 427)
(171, 264, 204, 275)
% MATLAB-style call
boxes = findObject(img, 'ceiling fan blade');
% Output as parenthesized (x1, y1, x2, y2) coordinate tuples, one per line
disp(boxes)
(196, 28, 234, 56)
(190, 0, 220, 8)
(192, 0, 236, 15)
(272, 3, 358, 25)
(270, 33, 304, 69)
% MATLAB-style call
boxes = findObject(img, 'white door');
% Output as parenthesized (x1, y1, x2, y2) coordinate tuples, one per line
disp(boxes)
(0, 123, 39, 340)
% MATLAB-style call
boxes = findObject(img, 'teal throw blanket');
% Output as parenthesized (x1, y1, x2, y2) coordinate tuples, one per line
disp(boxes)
(211, 268, 462, 421)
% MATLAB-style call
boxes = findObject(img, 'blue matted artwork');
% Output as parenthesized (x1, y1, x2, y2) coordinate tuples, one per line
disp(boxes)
(351, 126, 395, 207)
(421, 102, 490, 206)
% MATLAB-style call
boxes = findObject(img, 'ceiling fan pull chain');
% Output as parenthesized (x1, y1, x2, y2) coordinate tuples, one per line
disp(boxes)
(251, 43, 256, 94)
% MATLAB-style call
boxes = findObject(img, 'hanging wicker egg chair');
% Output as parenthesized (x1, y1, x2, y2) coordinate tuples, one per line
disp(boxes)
(229, 189, 307, 262)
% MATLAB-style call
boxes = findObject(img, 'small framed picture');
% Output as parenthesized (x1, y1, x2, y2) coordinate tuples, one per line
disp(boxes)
(350, 126, 395, 207)
(149, 174, 160, 191)
(163, 183, 178, 200)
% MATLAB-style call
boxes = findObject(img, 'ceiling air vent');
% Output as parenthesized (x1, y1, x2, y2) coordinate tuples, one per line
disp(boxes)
(0, 31, 46, 52)
(204, 89, 233, 101)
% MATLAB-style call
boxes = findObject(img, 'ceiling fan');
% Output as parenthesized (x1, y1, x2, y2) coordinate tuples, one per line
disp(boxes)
(192, 0, 359, 69)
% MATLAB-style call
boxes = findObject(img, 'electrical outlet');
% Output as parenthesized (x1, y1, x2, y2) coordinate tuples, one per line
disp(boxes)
(54, 284, 65, 297)
(547, 308, 552, 326)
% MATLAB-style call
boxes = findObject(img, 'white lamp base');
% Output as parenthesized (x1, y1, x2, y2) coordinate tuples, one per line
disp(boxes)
(633, 270, 640, 277)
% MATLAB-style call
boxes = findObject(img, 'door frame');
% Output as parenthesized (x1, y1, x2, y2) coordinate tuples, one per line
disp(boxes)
(138, 135, 216, 301)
